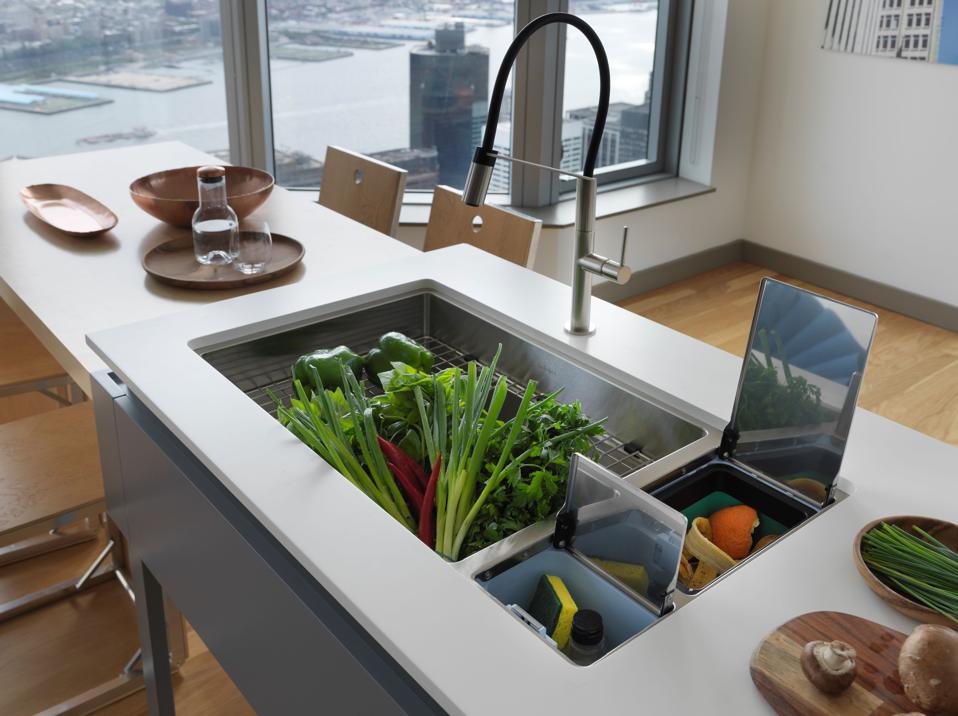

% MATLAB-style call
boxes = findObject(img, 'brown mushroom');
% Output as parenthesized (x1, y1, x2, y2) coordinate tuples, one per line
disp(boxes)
(801, 640, 858, 694)
(898, 624, 958, 716)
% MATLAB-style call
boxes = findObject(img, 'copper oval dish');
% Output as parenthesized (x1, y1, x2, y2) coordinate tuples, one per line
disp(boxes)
(854, 515, 958, 628)
(130, 165, 274, 228)
(143, 233, 304, 290)
(20, 184, 118, 237)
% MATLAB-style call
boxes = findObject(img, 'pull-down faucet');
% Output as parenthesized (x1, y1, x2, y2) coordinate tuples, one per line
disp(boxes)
(462, 12, 631, 335)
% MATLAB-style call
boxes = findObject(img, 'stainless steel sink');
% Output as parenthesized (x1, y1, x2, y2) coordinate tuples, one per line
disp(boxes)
(197, 287, 852, 665)
(201, 290, 713, 480)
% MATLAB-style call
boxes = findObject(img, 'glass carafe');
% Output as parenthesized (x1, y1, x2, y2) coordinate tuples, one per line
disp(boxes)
(192, 165, 238, 265)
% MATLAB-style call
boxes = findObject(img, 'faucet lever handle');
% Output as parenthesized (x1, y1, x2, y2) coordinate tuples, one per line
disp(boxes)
(619, 226, 629, 266)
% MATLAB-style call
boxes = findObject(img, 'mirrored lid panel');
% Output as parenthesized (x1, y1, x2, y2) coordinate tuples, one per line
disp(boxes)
(558, 454, 687, 616)
(729, 278, 877, 503)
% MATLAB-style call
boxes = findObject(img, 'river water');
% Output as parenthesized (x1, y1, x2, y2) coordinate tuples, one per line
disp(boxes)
(0, 10, 655, 164)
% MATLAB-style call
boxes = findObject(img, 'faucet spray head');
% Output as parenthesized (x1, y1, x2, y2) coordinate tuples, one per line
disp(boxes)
(462, 147, 498, 207)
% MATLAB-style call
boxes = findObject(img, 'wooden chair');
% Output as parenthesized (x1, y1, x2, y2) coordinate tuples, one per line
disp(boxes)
(423, 185, 542, 269)
(318, 146, 407, 237)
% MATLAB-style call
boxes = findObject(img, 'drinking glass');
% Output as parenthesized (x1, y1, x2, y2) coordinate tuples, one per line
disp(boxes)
(235, 218, 272, 274)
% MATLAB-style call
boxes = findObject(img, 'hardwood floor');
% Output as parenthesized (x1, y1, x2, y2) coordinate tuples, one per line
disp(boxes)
(619, 262, 958, 446)
(2, 263, 956, 715)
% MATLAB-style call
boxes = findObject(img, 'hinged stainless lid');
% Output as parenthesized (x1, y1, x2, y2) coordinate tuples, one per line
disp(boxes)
(555, 454, 687, 616)
(726, 278, 877, 505)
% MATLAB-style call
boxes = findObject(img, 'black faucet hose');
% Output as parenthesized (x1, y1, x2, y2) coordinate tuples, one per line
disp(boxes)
(479, 12, 611, 178)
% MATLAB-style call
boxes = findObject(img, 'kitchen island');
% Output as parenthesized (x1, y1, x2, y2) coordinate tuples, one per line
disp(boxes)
(87, 242, 957, 714)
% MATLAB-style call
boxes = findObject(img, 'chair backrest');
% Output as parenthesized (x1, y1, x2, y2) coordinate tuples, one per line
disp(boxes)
(423, 185, 542, 269)
(318, 146, 407, 237)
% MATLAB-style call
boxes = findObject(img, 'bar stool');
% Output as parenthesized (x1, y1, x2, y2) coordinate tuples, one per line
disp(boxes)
(318, 146, 408, 237)
(316, 150, 541, 267)
(0, 402, 108, 620)
(424, 185, 542, 268)
(0, 303, 77, 410)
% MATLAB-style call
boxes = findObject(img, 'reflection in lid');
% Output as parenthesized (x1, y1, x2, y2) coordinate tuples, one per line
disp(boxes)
(729, 279, 877, 504)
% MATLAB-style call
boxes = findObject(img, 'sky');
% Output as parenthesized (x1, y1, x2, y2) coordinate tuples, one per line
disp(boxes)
(939, 0, 958, 64)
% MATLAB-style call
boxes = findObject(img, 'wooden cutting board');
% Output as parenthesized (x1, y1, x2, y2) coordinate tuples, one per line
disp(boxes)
(750, 611, 916, 716)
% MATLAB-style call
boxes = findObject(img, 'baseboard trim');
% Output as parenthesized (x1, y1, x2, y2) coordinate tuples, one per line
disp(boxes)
(596, 239, 958, 333)
(741, 242, 958, 333)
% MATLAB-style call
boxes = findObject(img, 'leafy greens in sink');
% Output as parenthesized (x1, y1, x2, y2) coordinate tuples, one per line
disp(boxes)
(272, 341, 605, 560)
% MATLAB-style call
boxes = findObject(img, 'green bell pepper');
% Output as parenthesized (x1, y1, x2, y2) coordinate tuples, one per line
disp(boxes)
(293, 345, 363, 391)
(365, 332, 434, 385)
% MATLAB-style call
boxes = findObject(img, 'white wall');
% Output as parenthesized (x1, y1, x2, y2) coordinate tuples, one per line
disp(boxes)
(398, 0, 770, 286)
(746, 1, 958, 306)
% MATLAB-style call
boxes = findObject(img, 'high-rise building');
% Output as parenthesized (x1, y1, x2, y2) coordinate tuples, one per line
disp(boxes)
(824, 0, 944, 61)
(568, 101, 650, 170)
(409, 22, 488, 188)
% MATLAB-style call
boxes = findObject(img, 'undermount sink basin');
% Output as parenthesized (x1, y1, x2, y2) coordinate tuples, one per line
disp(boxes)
(201, 290, 713, 480)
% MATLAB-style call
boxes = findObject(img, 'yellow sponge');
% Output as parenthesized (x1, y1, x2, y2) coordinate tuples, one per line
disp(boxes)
(592, 558, 649, 596)
(528, 574, 578, 649)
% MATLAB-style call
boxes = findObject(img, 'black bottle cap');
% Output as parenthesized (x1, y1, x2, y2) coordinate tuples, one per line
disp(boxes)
(571, 609, 604, 646)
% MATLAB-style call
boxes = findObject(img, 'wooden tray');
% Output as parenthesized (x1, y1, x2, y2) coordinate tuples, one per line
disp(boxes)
(20, 184, 117, 236)
(143, 233, 304, 290)
(854, 515, 958, 629)
(750, 611, 914, 715)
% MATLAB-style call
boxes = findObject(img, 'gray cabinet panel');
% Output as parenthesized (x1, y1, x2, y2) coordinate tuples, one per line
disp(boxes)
(111, 388, 443, 715)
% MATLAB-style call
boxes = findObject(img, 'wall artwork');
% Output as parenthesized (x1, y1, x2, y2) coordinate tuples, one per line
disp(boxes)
(823, 0, 958, 64)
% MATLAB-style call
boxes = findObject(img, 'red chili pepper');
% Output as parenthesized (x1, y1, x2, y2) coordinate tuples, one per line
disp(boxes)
(387, 461, 423, 515)
(418, 453, 442, 548)
(377, 435, 428, 489)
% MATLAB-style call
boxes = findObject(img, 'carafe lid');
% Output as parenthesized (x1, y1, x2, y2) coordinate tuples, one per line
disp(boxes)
(725, 278, 877, 505)
(555, 454, 687, 616)
(197, 165, 226, 182)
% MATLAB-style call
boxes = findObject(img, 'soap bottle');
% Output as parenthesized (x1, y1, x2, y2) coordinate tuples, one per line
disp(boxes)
(566, 609, 606, 666)
(192, 165, 238, 265)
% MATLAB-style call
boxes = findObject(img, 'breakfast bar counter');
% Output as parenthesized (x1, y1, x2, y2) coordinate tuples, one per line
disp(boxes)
(86, 242, 958, 715)
(0, 141, 415, 394)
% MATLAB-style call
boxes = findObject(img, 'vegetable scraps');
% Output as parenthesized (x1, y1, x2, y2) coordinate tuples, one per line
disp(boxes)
(861, 522, 958, 626)
(275, 338, 606, 562)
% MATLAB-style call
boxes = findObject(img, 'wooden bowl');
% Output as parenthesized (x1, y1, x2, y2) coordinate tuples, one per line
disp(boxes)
(854, 515, 958, 629)
(130, 165, 274, 228)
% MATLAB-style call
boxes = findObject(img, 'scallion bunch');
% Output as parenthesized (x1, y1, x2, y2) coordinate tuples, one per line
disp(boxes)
(861, 522, 958, 626)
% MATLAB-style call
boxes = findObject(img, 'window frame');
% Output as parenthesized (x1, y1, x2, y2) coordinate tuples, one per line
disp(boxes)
(221, 0, 693, 211)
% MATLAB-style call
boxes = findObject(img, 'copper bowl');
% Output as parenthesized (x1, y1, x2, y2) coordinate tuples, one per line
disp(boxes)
(854, 515, 958, 629)
(129, 165, 274, 228)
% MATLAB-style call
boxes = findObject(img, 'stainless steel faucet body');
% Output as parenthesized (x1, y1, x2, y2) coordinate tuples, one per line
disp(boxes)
(566, 177, 632, 335)
(460, 12, 631, 335)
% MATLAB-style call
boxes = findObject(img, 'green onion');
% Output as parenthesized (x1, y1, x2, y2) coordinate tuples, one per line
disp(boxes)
(861, 522, 958, 626)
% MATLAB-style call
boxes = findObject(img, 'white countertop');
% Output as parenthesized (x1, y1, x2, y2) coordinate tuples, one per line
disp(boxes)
(0, 142, 415, 393)
(88, 244, 958, 715)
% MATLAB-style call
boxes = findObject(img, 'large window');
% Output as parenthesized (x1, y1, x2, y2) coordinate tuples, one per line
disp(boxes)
(264, 0, 688, 202)
(1, 1, 690, 208)
(0, 1, 228, 161)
